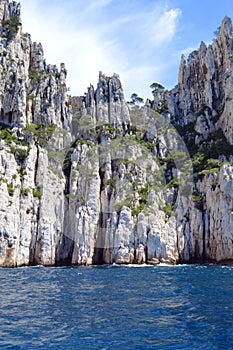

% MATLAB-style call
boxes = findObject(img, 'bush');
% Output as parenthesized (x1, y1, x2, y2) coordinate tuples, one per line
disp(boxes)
(24, 123, 56, 146)
(162, 204, 174, 217)
(2, 15, 21, 40)
(191, 129, 233, 175)
(33, 186, 42, 199)
(7, 183, 14, 197)
(10, 146, 29, 166)
(132, 203, 147, 216)
(114, 200, 132, 212)
(0, 127, 18, 145)
(166, 177, 179, 189)
(105, 178, 117, 189)
(20, 187, 30, 196)
(192, 193, 204, 210)
(28, 69, 45, 81)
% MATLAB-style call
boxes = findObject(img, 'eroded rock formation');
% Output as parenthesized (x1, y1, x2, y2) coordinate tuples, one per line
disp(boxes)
(0, 1, 232, 266)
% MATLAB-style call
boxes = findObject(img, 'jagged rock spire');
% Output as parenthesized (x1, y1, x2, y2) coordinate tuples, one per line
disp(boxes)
(83, 71, 130, 128)
(0, 0, 21, 23)
(220, 16, 233, 38)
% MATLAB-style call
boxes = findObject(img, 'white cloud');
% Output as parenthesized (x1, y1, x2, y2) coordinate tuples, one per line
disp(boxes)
(149, 8, 181, 45)
(19, 0, 182, 99)
(86, 0, 113, 11)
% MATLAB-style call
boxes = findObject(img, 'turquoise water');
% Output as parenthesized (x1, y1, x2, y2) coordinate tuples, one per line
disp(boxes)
(0, 265, 233, 349)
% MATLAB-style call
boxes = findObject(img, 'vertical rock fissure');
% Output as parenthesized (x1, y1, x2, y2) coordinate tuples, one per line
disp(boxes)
(93, 160, 105, 264)
(29, 144, 41, 265)
(34, 144, 39, 185)
(202, 199, 206, 263)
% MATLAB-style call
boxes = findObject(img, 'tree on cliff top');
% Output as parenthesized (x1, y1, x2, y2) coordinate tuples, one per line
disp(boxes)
(150, 82, 165, 96)
(128, 93, 144, 106)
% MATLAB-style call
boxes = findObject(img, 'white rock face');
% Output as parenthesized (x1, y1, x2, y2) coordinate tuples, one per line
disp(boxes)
(0, 141, 65, 267)
(0, 3, 233, 266)
(0, 1, 69, 266)
(56, 77, 179, 266)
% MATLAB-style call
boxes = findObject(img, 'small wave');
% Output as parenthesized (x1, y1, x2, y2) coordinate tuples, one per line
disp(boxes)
(112, 263, 153, 268)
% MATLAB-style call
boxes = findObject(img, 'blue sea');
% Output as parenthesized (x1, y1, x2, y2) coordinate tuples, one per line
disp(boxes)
(0, 265, 233, 349)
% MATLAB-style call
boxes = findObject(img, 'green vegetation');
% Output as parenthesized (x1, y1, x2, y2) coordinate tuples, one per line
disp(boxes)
(10, 146, 29, 166)
(114, 199, 133, 212)
(132, 203, 147, 216)
(158, 154, 175, 168)
(191, 129, 233, 175)
(24, 123, 56, 146)
(162, 204, 174, 218)
(7, 183, 14, 197)
(76, 138, 94, 146)
(2, 15, 21, 40)
(174, 122, 201, 157)
(19, 169, 27, 180)
(191, 193, 204, 211)
(0, 126, 30, 168)
(192, 194, 203, 202)
(20, 187, 30, 196)
(26, 94, 36, 101)
(150, 82, 165, 95)
(188, 50, 199, 61)
(166, 177, 179, 189)
(138, 185, 150, 205)
(198, 167, 221, 175)
(28, 68, 45, 81)
(105, 177, 117, 189)
(211, 178, 218, 190)
(128, 93, 144, 106)
(0, 126, 22, 146)
(48, 150, 65, 164)
(76, 164, 96, 181)
(28, 68, 60, 82)
(128, 134, 156, 152)
(66, 193, 76, 200)
(116, 183, 154, 217)
(206, 129, 233, 155)
(48, 167, 63, 179)
(175, 120, 233, 176)
(33, 186, 42, 199)
(62, 149, 73, 178)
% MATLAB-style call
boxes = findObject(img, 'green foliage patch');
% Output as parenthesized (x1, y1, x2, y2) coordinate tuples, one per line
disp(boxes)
(24, 123, 56, 146)
(0, 126, 21, 146)
(20, 187, 30, 196)
(191, 129, 233, 175)
(7, 183, 14, 197)
(33, 186, 42, 199)
(2, 15, 21, 40)
(191, 193, 204, 211)
(162, 204, 174, 218)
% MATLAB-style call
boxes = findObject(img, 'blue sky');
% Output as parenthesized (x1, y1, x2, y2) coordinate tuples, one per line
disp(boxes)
(19, 0, 233, 100)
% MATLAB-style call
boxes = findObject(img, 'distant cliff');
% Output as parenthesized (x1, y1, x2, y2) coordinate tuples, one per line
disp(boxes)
(0, 0, 232, 267)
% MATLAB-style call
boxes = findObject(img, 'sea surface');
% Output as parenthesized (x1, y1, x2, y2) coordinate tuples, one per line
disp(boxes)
(0, 264, 233, 350)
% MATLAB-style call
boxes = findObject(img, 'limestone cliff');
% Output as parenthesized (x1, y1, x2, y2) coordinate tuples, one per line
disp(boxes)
(154, 16, 233, 263)
(0, 1, 232, 266)
(0, 0, 71, 266)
